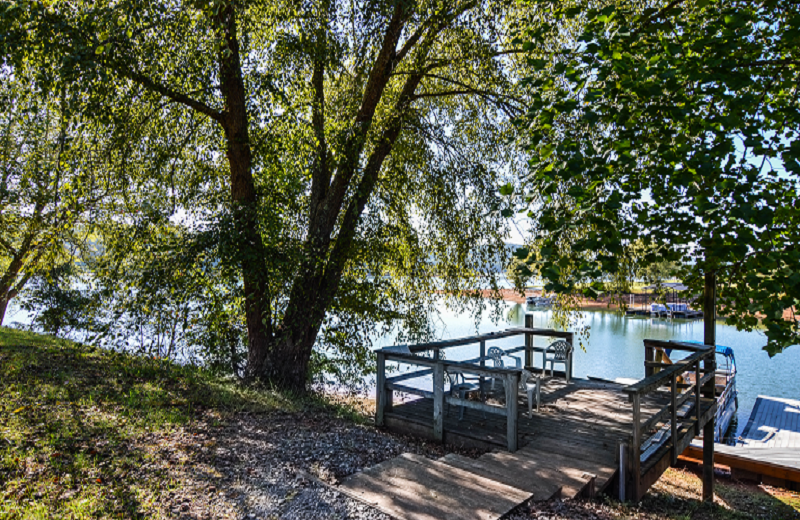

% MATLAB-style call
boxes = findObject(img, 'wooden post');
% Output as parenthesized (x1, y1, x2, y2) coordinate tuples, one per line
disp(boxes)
(567, 332, 575, 380)
(644, 344, 655, 377)
(671, 373, 678, 464)
(703, 411, 715, 502)
(505, 372, 519, 452)
(433, 362, 444, 442)
(525, 314, 533, 367)
(619, 442, 628, 502)
(702, 263, 717, 506)
(704, 271, 716, 347)
(376, 351, 386, 427)
(695, 360, 702, 436)
(631, 393, 641, 501)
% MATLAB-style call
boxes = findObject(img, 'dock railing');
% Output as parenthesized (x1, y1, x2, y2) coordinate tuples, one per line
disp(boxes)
(620, 340, 717, 501)
(375, 327, 574, 452)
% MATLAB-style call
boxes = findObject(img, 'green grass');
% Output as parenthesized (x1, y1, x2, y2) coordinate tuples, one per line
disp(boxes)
(0, 327, 293, 519)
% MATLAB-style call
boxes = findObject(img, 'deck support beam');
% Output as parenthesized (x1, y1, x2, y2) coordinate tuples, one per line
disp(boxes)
(702, 269, 717, 502)
(376, 351, 386, 427)
(433, 363, 444, 442)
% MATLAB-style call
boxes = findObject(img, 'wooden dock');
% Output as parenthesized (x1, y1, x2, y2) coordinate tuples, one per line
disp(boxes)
(369, 328, 717, 517)
(739, 396, 800, 448)
(681, 395, 800, 491)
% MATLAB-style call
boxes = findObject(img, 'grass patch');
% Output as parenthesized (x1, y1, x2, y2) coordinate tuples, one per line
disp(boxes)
(0, 327, 293, 519)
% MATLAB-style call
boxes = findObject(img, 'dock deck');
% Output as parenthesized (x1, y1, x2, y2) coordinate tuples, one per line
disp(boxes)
(368, 328, 717, 516)
(385, 378, 646, 492)
(739, 396, 800, 448)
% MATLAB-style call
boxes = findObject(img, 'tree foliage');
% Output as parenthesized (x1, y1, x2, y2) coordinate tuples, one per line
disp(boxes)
(514, 0, 800, 354)
(2, 0, 536, 388)
(0, 67, 109, 326)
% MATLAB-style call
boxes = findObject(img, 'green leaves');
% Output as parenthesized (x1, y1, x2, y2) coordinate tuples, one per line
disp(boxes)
(513, 0, 800, 353)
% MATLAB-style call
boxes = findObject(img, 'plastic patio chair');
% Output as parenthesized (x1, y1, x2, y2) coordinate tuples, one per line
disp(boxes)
(519, 369, 542, 415)
(446, 369, 483, 420)
(542, 340, 573, 383)
(487, 346, 521, 390)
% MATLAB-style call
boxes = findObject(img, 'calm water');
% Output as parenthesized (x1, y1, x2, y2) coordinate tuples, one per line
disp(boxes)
(377, 300, 800, 440)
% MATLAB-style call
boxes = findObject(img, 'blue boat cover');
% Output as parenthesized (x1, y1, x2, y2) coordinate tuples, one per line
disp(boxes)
(676, 340, 735, 365)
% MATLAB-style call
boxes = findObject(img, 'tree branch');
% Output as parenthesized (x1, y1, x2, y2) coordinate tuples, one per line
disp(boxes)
(309, 33, 330, 226)
(115, 65, 224, 122)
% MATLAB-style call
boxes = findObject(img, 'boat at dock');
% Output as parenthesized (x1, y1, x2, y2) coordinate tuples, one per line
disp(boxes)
(667, 342, 738, 442)
(525, 295, 553, 307)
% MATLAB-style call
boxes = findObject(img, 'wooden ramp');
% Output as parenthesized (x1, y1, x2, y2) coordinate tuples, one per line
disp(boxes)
(338, 443, 610, 520)
(739, 396, 800, 448)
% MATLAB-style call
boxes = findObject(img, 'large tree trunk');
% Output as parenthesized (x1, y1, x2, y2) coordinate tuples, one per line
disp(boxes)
(215, 4, 273, 380)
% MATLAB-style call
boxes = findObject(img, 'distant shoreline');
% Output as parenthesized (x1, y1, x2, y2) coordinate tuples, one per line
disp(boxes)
(479, 289, 798, 320)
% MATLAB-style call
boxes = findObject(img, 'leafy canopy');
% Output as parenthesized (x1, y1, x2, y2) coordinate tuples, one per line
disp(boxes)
(513, 0, 800, 355)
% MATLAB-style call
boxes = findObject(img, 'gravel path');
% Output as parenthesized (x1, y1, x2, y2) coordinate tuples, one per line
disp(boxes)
(136, 409, 488, 519)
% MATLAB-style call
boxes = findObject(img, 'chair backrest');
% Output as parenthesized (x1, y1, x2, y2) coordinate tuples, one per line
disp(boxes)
(518, 369, 536, 390)
(487, 346, 504, 368)
(546, 340, 573, 360)
(383, 344, 412, 355)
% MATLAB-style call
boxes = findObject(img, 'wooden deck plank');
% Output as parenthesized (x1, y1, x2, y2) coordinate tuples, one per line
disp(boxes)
(477, 450, 599, 499)
(339, 453, 530, 520)
(438, 453, 562, 500)
(738, 396, 800, 449)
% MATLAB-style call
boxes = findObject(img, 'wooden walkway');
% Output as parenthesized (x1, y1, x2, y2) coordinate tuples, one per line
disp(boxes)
(338, 444, 604, 520)
(739, 396, 800, 448)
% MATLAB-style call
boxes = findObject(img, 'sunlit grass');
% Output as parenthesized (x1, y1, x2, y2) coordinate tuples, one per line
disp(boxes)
(0, 326, 293, 519)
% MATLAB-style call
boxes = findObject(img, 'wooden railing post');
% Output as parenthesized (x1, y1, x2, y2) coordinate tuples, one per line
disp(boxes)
(671, 373, 678, 464)
(645, 344, 655, 377)
(567, 332, 575, 380)
(433, 362, 444, 442)
(695, 360, 702, 436)
(702, 349, 717, 503)
(619, 442, 628, 501)
(505, 371, 519, 452)
(631, 393, 642, 501)
(524, 314, 534, 367)
(376, 350, 387, 427)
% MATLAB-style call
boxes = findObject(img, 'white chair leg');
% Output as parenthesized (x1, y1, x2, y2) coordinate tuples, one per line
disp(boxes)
(536, 379, 541, 411)
(525, 388, 532, 416)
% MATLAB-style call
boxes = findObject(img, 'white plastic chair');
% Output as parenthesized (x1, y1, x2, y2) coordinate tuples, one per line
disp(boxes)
(487, 346, 521, 390)
(519, 369, 542, 415)
(446, 369, 483, 420)
(542, 340, 573, 383)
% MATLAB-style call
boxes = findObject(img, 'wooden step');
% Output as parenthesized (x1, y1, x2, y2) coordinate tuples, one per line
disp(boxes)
(522, 434, 618, 466)
(338, 453, 531, 520)
(518, 444, 619, 493)
(439, 453, 561, 500)
(478, 450, 599, 499)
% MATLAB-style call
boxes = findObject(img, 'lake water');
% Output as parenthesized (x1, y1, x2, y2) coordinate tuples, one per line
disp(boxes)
(376, 300, 800, 441)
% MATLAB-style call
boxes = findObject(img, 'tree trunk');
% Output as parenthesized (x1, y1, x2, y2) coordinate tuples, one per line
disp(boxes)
(0, 292, 10, 326)
(215, 4, 273, 381)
